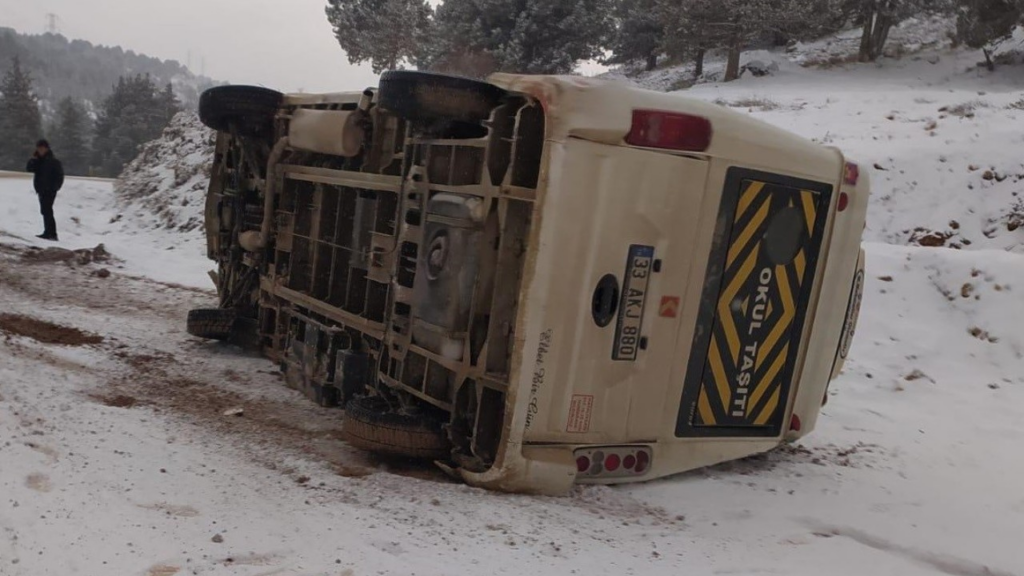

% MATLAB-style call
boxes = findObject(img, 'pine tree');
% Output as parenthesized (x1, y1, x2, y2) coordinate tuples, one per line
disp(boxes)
(660, 0, 729, 79)
(606, 0, 664, 71)
(91, 74, 175, 177)
(661, 0, 845, 82)
(956, 0, 1023, 69)
(0, 56, 43, 171)
(326, 0, 433, 74)
(158, 83, 181, 124)
(845, 0, 929, 62)
(427, 0, 614, 75)
(50, 97, 91, 176)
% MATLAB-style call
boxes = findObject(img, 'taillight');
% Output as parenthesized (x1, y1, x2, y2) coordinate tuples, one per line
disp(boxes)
(576, 455, 590, 473)
(635, 450, 650, 473)
(844, 162, 860, 186)
(605, 453, 621, 472)
(574, 446, 653, 479)
(625, 110, 712, 152)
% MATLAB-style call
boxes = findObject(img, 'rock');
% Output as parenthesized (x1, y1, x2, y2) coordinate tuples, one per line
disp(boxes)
(222, 407, 244, 417)
(22, 247, 76, 264)
(95, 268, 111, 279)
(211, 534, 224, 544)
(909, 228, 951, 247)
(926, 55, 941, 65)
(983, 170, 995, 181)
(742, 60, 779, 77)
(92, 244, 111, 263)
(904, 369, 931, 382)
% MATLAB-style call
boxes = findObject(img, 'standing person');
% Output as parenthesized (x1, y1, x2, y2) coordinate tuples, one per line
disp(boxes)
(25, 139, 64, 241)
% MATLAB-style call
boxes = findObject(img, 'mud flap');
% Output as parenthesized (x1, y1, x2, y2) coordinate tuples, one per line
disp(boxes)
(677, 168, 832, 438)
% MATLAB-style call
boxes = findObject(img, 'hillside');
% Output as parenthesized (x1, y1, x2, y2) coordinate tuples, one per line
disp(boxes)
(607, 16, 1024, 253)
(0, 27, 218, 118)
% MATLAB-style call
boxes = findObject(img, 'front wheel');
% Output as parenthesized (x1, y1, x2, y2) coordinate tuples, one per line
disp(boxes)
(198, 85, 283, 138)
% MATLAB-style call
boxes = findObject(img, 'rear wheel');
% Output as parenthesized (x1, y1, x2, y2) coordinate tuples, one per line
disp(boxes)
(186, 308, 237, 341)
(377, 70, 506, 123)
(199, 85, 283, 138)
(343, 396, 450, 460)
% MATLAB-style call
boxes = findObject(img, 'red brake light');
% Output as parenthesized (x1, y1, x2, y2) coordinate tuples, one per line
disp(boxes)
(605, 454, 621, 472)
(790, 414, 802, 432)
(837, 192, 850, 212)
(626, 109, 712, 152)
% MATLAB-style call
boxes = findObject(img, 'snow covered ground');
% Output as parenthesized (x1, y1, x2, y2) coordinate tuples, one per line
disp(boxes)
(607, 17, 1024, 254)
(0, 171, 210, 288)
(2, 38, 1024, 575)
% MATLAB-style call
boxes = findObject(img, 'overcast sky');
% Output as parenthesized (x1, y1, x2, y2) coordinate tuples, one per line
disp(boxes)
(1, 0, 382, 92)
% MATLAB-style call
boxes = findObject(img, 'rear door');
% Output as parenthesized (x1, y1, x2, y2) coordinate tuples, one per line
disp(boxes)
(522, 139, 709, 443)
(676, 168, 832, 438)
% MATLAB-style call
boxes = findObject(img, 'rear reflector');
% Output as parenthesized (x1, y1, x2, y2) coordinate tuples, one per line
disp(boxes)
(837, 192, 850, 212)
(626, 110, 712, 152)
(790, 414, 802, 432)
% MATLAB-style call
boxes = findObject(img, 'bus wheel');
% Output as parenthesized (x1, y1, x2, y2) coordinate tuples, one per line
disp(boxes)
(186, 308, 237, 341)
(198, 85, 283, 138)
(343, 396, 450, 460)
(377, 70, 506, 124)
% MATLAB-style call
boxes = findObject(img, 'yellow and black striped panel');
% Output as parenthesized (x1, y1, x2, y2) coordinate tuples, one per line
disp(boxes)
(677, 170, 831, 437)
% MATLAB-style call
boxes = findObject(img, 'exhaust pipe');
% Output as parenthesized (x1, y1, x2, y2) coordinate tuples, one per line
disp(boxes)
(239, 136, 289, 252)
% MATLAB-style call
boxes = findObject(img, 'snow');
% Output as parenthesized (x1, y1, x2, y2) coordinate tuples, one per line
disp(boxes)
(115, 111, 216, 237)
(604, 19, 1024, 253)
(0, 171, 211, 288)
(2, 30, 1024, 576)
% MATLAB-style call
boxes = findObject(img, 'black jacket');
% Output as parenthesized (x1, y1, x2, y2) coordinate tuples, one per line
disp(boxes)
(26, 151, 65, 195)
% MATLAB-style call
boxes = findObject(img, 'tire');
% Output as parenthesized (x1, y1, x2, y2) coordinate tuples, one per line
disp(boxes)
(343, 396, 450, 460)
(186, 308, 237, 341)
(377, 70, 506, 123)
(198, 85, 283, 138)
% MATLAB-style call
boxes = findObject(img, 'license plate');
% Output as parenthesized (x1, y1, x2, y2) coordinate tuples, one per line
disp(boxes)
(613, 245, 655, 361)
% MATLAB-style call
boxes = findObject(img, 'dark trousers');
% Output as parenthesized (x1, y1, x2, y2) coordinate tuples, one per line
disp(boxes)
(37, 190, 58, 238)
